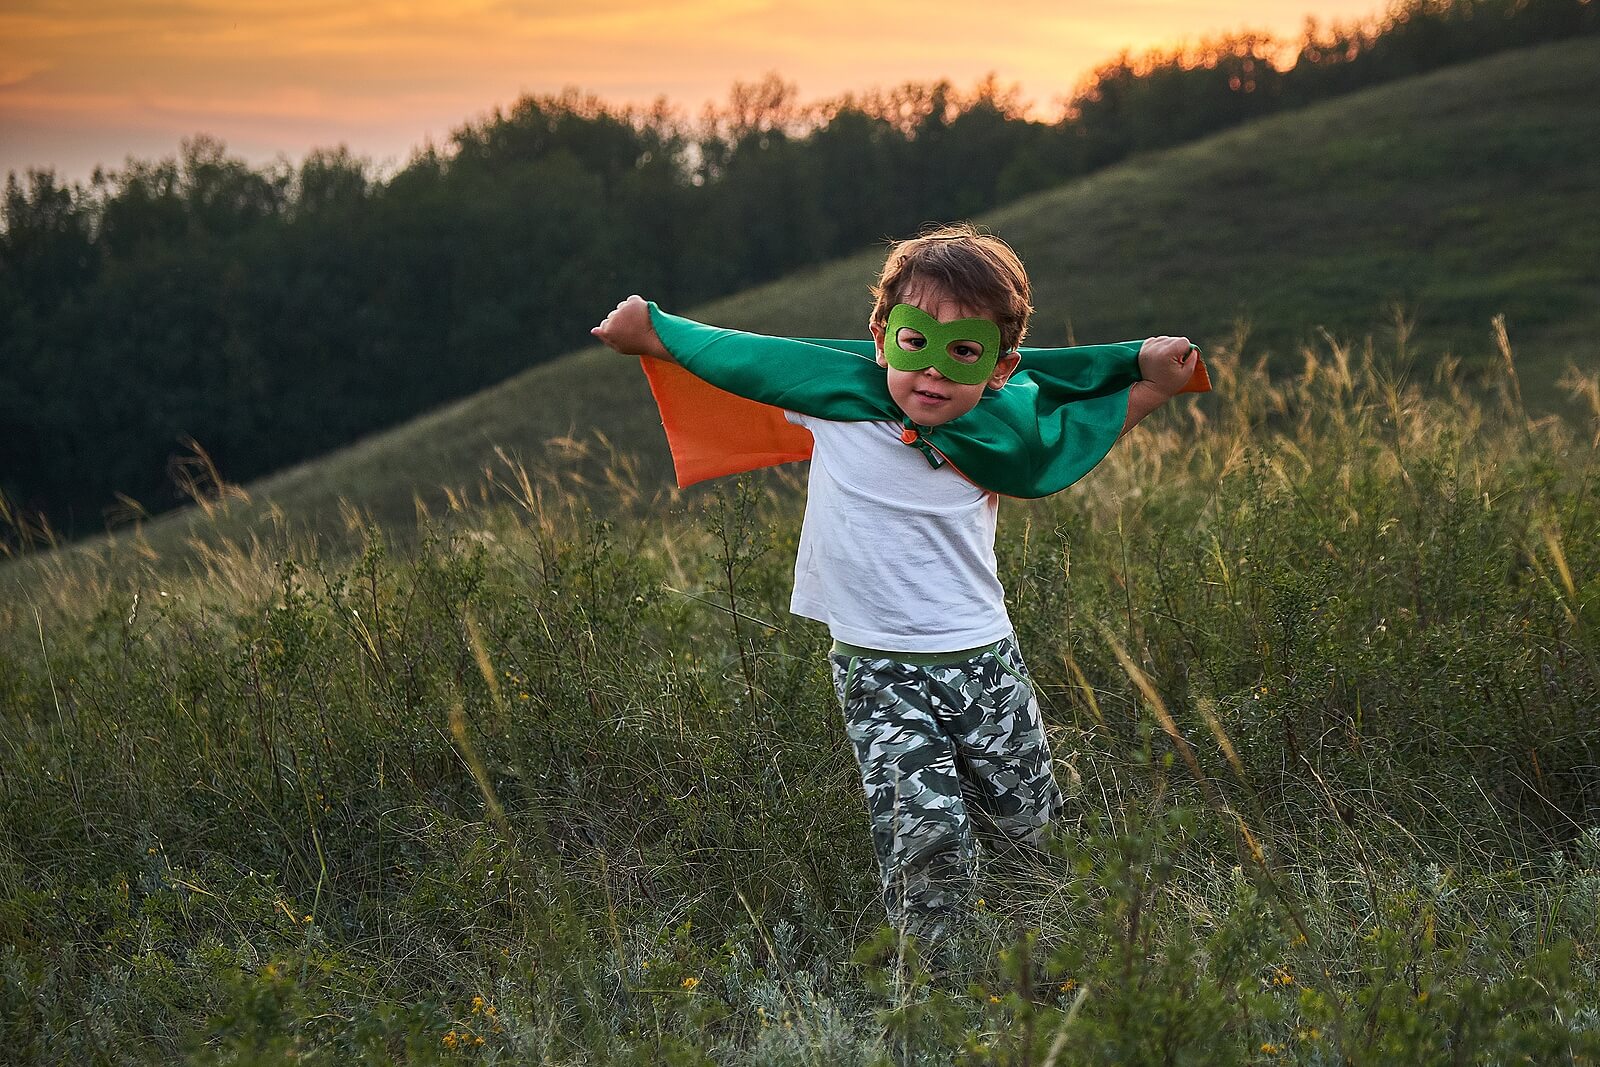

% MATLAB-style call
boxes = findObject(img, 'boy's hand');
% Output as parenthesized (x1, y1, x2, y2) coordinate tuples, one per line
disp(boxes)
(591, 295, 674, 362)
(1122, 335, 1199, 436)
(1138, 335, 1198, 396)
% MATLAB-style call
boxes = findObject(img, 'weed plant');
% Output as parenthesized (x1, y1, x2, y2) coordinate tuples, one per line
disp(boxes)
(1, 327, 1597, 1064)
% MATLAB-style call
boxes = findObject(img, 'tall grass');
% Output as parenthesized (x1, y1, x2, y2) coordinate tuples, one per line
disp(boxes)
(1, 329, 1597, 1064)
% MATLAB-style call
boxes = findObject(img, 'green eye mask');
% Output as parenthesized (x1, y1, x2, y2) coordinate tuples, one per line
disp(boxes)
(883, 304, 1003, 386)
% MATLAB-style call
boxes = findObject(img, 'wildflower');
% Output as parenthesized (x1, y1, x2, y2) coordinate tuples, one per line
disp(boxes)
(471, 996, 484, 1014)
(1260, 1042, 1281, 1054)
(988, 995, 1001, 1005)
(304, 914, 313, 924)
(473, 1035, 484, 1046)
(1271, 968, 1294, 987)
(681, 976, 699, 990)
(975, 897, 987, 911)
(1059, 978, 1078, 993)
(442, 1030, 459, 1049)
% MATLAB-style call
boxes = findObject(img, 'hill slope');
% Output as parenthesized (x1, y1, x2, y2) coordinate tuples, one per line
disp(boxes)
(8, 37, 1598, 588)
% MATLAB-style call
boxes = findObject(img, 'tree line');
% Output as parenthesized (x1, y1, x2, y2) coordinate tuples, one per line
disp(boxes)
(2, 0, 1594, 546)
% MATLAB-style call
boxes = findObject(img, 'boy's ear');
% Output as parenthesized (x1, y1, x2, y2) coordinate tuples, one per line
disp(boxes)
(987, 350, 1022, 389)
(869, 319, 887, 366)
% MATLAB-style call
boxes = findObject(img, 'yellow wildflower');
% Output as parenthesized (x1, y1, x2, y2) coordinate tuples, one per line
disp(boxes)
(471, 996, 484, 1014)
(442, 1030, 459, 1049)
(681, 976, 699, 990)
(1260, 1042, 1281, 1054)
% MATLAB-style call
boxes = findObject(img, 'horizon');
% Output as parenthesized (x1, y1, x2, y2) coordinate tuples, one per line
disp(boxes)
(1, 0, 1385, 186)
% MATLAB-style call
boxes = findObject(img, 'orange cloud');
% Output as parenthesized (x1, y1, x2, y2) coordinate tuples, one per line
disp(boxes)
(1, 0, 1386, 180)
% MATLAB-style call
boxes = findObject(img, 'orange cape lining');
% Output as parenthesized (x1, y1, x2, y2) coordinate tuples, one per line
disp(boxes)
(641, 357, 814, 487)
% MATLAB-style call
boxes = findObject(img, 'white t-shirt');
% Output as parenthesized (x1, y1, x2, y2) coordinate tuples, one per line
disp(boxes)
(784, 412, 1013, 652)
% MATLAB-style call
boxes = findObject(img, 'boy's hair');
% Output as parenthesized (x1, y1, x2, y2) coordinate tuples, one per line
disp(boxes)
(869, 223, 1033, 353)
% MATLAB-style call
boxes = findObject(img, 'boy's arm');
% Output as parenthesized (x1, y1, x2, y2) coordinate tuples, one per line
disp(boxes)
(629, 301, 895, 423)
(1121, 335, 1200, 435)
(591, 294, 878, 367)
(951, 335, 1205, 497)
(589, 296, 897, 488)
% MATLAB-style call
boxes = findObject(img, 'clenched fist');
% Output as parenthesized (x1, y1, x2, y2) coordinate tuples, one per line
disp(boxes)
(591, 295, 673, 362)
(1138, 335, 1199, 396)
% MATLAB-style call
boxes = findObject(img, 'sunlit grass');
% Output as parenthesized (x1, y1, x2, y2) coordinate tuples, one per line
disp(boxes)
(2, 323, 1596, 1062)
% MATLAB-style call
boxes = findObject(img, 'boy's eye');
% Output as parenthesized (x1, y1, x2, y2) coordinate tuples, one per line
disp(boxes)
(895, 328, 927, 351)
(947, 340, 984, 364)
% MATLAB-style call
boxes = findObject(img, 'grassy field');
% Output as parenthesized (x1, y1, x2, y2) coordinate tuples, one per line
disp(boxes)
(2, 317, 1597, 1061)
(3, 37, 1597, 594)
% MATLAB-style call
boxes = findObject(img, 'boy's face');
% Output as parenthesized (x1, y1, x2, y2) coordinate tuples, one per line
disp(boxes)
(872, 281, 1020, 427)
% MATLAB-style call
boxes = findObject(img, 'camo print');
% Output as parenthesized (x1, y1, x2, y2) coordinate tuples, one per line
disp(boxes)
(829, 634, 1063, 942)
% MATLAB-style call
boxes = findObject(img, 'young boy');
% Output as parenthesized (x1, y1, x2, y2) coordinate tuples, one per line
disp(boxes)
(591, 225, 1201, 943)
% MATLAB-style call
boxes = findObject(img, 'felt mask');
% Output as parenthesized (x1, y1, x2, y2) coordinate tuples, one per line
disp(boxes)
(883, 304, 1003, 386)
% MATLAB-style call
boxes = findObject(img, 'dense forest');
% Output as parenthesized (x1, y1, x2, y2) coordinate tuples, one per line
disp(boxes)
(2, 0, 1595, 545)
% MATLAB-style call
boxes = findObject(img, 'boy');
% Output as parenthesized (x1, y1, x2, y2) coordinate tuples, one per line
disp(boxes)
(591, 225, 1202, 943)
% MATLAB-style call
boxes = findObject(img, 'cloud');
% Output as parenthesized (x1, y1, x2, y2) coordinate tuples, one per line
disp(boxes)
(1, 0, 1388, 179)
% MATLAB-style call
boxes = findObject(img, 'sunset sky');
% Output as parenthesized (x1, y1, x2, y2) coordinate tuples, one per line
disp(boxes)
(2, 0, 1388, 184)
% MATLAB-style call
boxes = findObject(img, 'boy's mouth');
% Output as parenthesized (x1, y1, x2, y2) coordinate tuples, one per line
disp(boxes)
(913, 387, 949, 402)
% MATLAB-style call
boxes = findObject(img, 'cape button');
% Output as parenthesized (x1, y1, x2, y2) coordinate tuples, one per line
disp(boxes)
(900, 427, 919, 445)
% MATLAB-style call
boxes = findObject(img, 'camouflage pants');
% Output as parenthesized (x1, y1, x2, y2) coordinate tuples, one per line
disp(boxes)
(829, 634, 1063, 942)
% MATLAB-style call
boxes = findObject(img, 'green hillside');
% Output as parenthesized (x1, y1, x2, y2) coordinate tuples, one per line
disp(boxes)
(7, 37, 1598, 589)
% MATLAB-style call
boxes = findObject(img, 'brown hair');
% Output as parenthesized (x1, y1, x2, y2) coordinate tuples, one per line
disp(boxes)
(869, 223, 1033, 353)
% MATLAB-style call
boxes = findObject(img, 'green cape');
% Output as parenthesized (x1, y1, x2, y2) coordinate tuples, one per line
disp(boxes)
(643, 303, 1206, 499)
